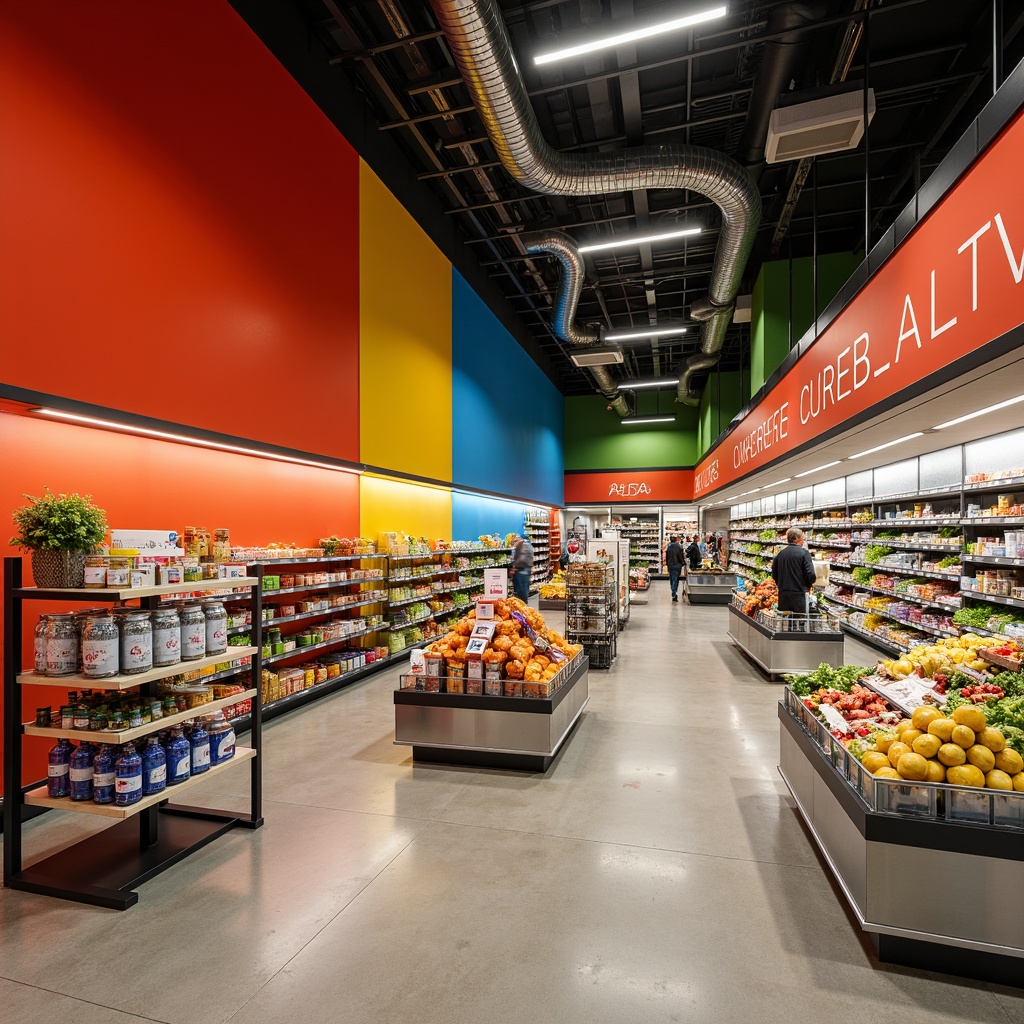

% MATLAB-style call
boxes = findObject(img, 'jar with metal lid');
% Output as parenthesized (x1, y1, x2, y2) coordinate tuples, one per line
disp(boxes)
(152, 606, 181, 666)
(178, 602, 206, 661)
(120, 611, 153, 674)
(81, 616, 119, 679)
(33, 615, 50, 674)
(212, 528, 231, 563)
(202, 600, 228, 656)
(45, 614, 78, 676)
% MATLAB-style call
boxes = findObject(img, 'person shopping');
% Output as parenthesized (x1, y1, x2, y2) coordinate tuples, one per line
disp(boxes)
(771, 527, 817, 613)
(665, 535, 685, 602)
(685, 535, 703, 572)
(510, 534, 534, 602)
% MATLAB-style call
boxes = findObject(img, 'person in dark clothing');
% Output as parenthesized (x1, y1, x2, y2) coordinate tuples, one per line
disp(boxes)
(685, 536, 703, 571)
(665, 535, 685, 602)
(510, 535, 534, 602)
(771, 527, 817, 613)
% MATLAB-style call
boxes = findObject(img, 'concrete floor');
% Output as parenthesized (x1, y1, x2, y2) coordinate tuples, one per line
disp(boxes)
(2, 584, 1023, 1024)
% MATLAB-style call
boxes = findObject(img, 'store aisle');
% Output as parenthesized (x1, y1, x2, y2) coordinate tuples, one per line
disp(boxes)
(2, 586, 1023, 1024)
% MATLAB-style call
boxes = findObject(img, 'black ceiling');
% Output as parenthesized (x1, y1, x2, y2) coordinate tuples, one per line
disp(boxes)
(242, 0, 1024, 397)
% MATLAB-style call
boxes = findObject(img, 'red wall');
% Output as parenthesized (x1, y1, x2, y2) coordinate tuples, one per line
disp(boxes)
(0, 0, 360, 459)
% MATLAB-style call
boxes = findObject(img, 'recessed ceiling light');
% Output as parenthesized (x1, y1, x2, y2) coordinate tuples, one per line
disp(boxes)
(605, 327, 688, 341)
(535, 6, 729, 65)
(578, 227, 701, 253)
(794, 460, 841, 478)
(848, 432, 924, 459)
(934, 395, 1024, 429)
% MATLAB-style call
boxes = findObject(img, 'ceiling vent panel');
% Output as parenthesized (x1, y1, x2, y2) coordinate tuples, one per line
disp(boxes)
(765, 88, 876, 163)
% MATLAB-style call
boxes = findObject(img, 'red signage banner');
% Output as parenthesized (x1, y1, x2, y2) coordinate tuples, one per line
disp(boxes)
(564, 469, 694, 504)
(694, 108, 1024, 498)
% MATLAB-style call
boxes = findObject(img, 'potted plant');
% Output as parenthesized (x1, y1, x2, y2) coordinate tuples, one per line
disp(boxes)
(10, 488, 108, 588)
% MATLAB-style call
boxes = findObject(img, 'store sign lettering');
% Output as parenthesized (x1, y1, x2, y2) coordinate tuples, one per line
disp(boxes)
(608, 482, 651, 497)
(693, 459, 719, 497)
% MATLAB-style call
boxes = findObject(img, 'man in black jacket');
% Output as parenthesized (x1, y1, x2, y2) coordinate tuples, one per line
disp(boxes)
(665, 535, 685, 602)
(685, 536, 703, 571)
(771, 527, 817, 613)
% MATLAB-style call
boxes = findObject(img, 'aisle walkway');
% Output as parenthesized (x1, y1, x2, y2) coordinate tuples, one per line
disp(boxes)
(2, 586, 1022, 1024)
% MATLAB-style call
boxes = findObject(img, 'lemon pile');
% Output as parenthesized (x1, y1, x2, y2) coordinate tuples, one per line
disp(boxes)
(862, 705, 1024, 789)
(882, 635, 988, 680)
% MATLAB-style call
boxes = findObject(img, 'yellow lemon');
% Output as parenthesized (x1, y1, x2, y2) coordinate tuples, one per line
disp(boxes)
(938, 742, 967, 767)
(985, 769, 1013, 790)
(927, 718, 955, 742)
(896, 752, 929, 781)
(952, 705, 987, 732)
(912, 733, 942, 759)
(888, 741, 912, 768)
(900, 727, 924, 747)
(947, 764, 986, 788)
(874, 766, 900, 779)
(862, 751, 891, 774)
(925, 760, 947, 783)
(875, 733, 897, 753)
(894, 719, 914, 735)
(966, 744, 996, 773)
(994, 748, 1024, 775)
(1013, 773, 1024, 792)
(912, 706, 944, 731)
(951, 724, 976, 749)
(976, 727, 1007, 752)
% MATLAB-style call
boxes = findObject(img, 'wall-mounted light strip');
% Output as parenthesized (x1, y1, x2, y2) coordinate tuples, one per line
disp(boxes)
(935, 395, 1024, 429)
(847, 432, 924, 459)
(34, 409, 363, 475)
(794, 460, 841, 479)
(605, 326, 688, 341)
(762, 477, 792, 488)
(616, 376, 681, 390)
(535, 6, 728, 65)
(578, 227, 701, 253)
(621, 414, 676, 425)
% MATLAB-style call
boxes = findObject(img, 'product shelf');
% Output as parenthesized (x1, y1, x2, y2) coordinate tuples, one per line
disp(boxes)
(961, 553, 1024, 567)
(848, 560, 960, 582)
(870, 518, 961, 528)
(838, 619, 911, 655)
(263, 633, 376, 665)
(829, 576, 958, 610)
(960, 591, 1024, 610)
(248, 554, 385, 564)
(821, 595, 956, 638)
(962, 516, 1024, 526)
(16, 578, 258, 601)
(387, 592, 436, 607)
(23, 747, 256, 819)
(963, 475, 1024, 492)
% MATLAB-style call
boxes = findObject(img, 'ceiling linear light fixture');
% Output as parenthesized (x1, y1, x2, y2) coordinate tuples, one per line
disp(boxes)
(934, 394, 1024, 430)
(794, 460, 842, 479)
(616, 376, 681, 391)
(847, 432, 924, 460)
(605, 327, 688, 342)
(621, 415, 677, 425)
(534, 6, 728, 65)
(763, 477, 792, 488)
(577, 226, 702, 253)
(34, 409, 364, 475)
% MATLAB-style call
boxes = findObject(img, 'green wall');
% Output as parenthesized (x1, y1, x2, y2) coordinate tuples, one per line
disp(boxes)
(749, 252, 861, 398)
(698, 370, 744, 457)
(564, 394, 699, 470)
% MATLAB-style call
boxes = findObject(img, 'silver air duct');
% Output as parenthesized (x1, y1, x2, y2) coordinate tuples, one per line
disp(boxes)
(522, 230, 631, 417)
(429, 0, 761, 407)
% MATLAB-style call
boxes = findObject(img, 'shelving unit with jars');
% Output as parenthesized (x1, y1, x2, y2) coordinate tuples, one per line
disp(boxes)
(2, 559, 263, 910)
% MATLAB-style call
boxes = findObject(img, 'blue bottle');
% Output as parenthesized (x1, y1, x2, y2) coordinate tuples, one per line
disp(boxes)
(114, 742, 143, 806)
(47, 738, 73, 798)
(166, 728, 191, 785)
(92, 744, 116, 803)
(189, 718, 210, 775)
(141, 736, 167, 796)
(69, 741, 95, 801)
(207, 712, 236, 766)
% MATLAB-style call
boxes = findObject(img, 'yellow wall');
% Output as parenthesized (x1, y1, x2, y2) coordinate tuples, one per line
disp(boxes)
(359, 475, 452, 542)
(359, 161, 452, 480)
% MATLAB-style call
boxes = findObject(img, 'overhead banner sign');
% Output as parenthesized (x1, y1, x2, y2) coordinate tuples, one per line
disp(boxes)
(564, 468, 694, 504)
(694, 108, 1024, 498)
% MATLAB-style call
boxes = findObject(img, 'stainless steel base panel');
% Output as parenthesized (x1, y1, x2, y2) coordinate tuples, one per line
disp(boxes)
(728, 606, 843, 678)
(779, 720, 1024, 982)
(685, 578, 735, 604)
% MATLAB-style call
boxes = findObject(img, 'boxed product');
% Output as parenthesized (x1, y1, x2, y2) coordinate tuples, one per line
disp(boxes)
(110, 530, 184, 554)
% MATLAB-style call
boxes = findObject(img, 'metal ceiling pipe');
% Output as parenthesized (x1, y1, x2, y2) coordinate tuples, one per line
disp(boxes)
(429, 0, 761, 407)
(522, 230, 630, 416)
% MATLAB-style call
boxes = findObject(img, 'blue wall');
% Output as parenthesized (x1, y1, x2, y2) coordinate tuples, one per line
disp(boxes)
(451, 270, 564, 507)
(451, 492, 527, 543)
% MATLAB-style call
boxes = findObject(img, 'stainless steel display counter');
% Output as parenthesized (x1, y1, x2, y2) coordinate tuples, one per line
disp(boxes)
(727, 604, 844, 679)
(779, 699, 1024, 984)
(685, 572, 737, 604)
(393, 655, 589, 771)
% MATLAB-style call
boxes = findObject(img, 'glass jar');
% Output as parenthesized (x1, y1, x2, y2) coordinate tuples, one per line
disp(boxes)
(178, 602, 206, 661)
(152, 606, 181, 666)
(82, 615, 119, 678)
(202, 600, 228, 656)
(212, 528, 231, 563)
(45, 614, 78, 677)
(33, 615, 49, 674)
(120, 611, 153, 674)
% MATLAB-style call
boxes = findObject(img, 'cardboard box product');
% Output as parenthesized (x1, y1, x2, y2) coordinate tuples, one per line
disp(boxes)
(110, 530, 183, 554)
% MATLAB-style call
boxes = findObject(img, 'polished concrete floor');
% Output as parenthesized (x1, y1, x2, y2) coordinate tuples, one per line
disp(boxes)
(2, 584, 1023, 1024)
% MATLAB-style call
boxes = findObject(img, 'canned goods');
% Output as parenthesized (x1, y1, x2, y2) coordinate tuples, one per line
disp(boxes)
(152, 607, 181, 666)
(45, 614, 78, 676)
(82, 616, 119, 679)
(35, 707, 52, 728)
(120, 612, 153, 674)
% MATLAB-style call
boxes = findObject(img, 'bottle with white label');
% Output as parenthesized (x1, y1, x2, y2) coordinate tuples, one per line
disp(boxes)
(207, 712, 236, 765)
(202, 600, 228, 656)
(82, 615, 119, 679)
(47, 738, 73, 798)
(141, 737, 167, 796)
(114, 742, 143, 806)
(69, 742, 95, 802)
(33, 615, 50, 674)
(92, 745, 116, 804)
(45, 614, 78, 676)
(189, 717, 211, 774)
(152, 607, 181, 666)
(166, 728, 191, 785)
(120, 611, 153, 674)
(178, 603, 206, 661)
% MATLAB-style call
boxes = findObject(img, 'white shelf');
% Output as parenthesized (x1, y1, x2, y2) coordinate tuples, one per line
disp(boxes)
(18, 578, 258, 600)
(18, 647, 257, 691)
(23, 689, 257, 743)
(23, 747, 256, 818)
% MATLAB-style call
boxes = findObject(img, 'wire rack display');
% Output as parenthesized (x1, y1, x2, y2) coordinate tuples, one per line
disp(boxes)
(565, 563, 617, 667)
(755, 608, 844, 634)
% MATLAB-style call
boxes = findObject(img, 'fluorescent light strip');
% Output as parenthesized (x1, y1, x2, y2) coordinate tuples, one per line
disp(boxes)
(605, 327, 688, 341)
(578, 227, 701, 253)
(934, 394, 1024, 429)
(847, 432, 924, 459)
(617, 377, 681, 390)
(621, 415, 676, 425)
(794, 460, 841, 479)
(35, 409, 363, 475)
(535, 6, 728, 65)
(763, 477, 792, 488)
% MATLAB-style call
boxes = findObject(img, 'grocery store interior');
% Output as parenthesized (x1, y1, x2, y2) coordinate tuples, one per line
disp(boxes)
(4, 1, 1024, 1021)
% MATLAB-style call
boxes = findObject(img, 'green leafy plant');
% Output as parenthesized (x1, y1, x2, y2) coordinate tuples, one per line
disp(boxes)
(936, 554, 961, 569)
(9, 488, 107, 552)
(864, 544, 893, 565)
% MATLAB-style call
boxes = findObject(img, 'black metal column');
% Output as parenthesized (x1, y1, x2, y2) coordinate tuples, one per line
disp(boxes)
(3, 558, 24, 880)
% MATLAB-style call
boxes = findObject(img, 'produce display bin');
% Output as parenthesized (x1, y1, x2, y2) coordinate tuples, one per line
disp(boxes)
(393, 653, 590, 771)
(727, 593, 844, 680)
(778, 690, 1024, 984)
(684, 571, 738, 604)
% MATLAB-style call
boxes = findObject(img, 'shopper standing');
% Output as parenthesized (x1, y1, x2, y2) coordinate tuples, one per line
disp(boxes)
(665, 535, 685, 602)
(685, 535, 703, 571)
(510, 534, 534, 602)
(771, 527, 817, 613)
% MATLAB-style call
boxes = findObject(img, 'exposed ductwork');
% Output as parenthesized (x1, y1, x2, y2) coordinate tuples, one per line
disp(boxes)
(428, 0, 761, 408)
(522, 230, 630, 416)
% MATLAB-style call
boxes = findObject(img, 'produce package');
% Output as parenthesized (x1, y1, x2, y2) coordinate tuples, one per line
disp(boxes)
(743, 579, 778, 617)
(879, 634, 990, 680)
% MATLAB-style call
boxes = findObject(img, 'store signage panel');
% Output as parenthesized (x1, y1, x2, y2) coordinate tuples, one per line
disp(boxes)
(694, 108, 1024, 497)
(564, 468, 694, 503)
